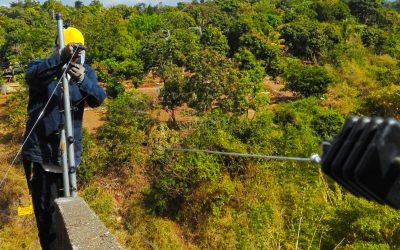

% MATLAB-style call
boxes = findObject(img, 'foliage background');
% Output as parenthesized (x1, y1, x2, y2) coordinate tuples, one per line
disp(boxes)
(2, 0, 400, 249)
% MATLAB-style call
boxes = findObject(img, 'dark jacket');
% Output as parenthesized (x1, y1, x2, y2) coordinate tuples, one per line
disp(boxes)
(22, 53, 106, 166)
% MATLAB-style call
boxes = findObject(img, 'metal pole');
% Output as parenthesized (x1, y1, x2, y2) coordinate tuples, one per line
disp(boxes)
(60, 129, 70, 197)
(56, 14, 77, 197)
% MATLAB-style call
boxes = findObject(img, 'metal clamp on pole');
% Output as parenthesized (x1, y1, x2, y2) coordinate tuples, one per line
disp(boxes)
(56, 14, 77, 198)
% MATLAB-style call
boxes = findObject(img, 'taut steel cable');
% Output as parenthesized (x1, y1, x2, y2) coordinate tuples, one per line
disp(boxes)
(154, 147, 322, 164)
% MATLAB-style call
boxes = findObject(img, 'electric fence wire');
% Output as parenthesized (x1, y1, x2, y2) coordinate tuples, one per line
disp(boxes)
(0, 50, 78, 190)
(149, 147, 322, 164)
(158, 147, 335, 205)
(154, 1, 193, 41)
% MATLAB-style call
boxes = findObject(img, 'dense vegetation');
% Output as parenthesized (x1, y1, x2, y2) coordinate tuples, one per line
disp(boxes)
(2, 0, 400, 249)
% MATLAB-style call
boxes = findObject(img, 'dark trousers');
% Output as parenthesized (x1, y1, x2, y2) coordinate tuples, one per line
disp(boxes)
(23, 160, 62, 250)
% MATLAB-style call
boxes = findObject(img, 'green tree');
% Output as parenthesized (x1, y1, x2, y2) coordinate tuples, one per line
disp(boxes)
(239, 32, 282, 78)
(169, 28, 201, 68)
(360, 85, 400, 119)
(90, 9, 140, 61)
(105, 76, 125, 98)
(127, 13, 161, 37)
(185, 1, 233, 33)
(233, 48, 265, 85)
(311, 110, 344, 140)
(184, 50, 231, 113)
(280, 20, 332, 62)
(361, 27, 389, 55)
(140, 32, 171, 77)
(226, 17, 253, 55)
(185, 49, 265, 115)
(77, 7, 143, 82)
(312, 0, 351, 22)
(42, 0, 67, 15)
(160, 10, 196, 29)
(348, 0, 388, 26)
(201, 25, 229, 55)
(98, 91, 150, 173)
(160, 65, 186, 123)
(74, 1, 84, 9)
(0, 6, 53, 64)
(284, 59, 334, 97)
(88, 0, 103, 11)
(141, 28, 200, 78)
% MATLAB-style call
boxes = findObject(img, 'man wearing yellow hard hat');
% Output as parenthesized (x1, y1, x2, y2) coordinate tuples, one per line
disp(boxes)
(64, 27, 85, 45)
(22, 27, 106, 249)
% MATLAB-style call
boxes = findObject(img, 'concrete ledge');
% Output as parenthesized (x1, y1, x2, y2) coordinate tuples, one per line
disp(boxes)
(55, 197, 123, 250)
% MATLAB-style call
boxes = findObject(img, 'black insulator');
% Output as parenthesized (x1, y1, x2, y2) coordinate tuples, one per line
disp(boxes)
(321, 117, 400, 209)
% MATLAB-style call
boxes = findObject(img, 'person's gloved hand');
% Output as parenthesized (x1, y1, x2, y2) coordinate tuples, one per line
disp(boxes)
(67, 62, 85, 82)
(60, 43, 76, 63)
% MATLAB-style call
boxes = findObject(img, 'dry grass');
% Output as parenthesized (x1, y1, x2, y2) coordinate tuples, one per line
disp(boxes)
(0, 95, 40, 249)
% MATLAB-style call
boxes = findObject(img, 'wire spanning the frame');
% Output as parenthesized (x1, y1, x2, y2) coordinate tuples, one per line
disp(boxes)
(150, 147, 322, 164)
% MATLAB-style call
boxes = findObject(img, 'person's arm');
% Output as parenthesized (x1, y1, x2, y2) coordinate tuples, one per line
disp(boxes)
(25, 45, 75, 90)
(77, 65, 106, 108)
(25, 53, 63, 90)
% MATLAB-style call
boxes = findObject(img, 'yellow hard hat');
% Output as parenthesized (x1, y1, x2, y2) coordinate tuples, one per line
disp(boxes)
(63, 27, 84, 46)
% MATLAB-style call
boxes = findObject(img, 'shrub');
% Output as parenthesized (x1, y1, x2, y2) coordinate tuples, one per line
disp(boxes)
(98, 91, 150, 173)
(144, 152, 221, 216)
(124, 201, 188, 249)
(361, 27, 389, 55)
(81, 184, 115, 228)
(311, 110, 344, 140)
(359, 85, 400, 119)
(312, 1, 350, 22)
(239, 32, 282, 78)
(4, 89, 28, 138)
(105, 76, 125, 99)
(78, 129, 107, 184)
(284, 59, 335, 97)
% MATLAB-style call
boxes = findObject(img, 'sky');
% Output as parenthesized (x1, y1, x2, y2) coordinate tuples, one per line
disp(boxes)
(0, 0, 190, 7)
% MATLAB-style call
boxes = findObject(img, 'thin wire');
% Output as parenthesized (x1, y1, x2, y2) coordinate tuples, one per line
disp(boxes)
(153, 147, 321, 163)
(152, 1, 193, 41)
(138, 231, 157, 250)
(0, 51, 77, 190)
(160, 2, 191, 30)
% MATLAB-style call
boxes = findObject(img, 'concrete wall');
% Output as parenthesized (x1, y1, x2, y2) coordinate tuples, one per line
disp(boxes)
(55, 197, 123, 250)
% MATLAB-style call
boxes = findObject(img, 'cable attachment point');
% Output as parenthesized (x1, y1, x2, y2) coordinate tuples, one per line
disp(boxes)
(67, 136, 74, 144)
(310, 154, 321, 164)
(69, 166, 76, 174)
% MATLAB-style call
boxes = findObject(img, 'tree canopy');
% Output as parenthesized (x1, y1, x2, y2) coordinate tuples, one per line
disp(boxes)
(2, 0, 400, 249)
